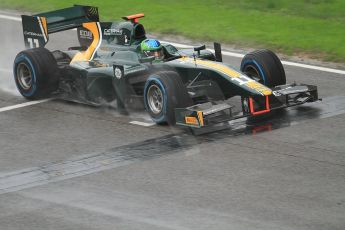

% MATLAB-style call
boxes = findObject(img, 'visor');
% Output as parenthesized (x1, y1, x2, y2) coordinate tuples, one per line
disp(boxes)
(144, 48, 164, 59)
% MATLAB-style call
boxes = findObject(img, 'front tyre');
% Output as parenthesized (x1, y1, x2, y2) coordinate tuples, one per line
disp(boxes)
(144, 71, 192, 125)
(13, 48, 59, 99)
(240, 49, 286, 87)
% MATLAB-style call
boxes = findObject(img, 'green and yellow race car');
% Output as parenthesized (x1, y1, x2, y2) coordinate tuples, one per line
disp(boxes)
(13, 5, 318, 129)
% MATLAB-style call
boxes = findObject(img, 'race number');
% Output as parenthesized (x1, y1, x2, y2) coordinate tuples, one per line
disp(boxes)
(27, 38, 39, 48)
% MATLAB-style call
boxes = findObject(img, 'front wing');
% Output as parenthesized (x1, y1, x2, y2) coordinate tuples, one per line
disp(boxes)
(175, 83, 318, 128)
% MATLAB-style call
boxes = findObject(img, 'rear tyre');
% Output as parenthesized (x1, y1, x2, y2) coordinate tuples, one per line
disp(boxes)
(144, 71, 193, 125)
(13, 48, 59, 99)
(240, 49, 286, 87)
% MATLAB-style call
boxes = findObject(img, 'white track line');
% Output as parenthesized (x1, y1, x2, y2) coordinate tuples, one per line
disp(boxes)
(281, 61, 345, 75)
(0, 13, 344, 75)
(162, 44, 345, 76)
(0, 14, 21, 21)
(129, 121, 155, 127)
(0, 68, 12, 73)
(0, 99, 52, 113)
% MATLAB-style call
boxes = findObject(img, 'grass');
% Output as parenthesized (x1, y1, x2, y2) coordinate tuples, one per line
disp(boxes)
(1, 0, 344, 62)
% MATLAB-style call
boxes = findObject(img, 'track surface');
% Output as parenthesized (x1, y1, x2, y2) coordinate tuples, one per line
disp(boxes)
(1, 11, 345, 230)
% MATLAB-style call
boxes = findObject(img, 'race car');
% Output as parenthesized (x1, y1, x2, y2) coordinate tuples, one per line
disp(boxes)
(13, 5, 319, 129)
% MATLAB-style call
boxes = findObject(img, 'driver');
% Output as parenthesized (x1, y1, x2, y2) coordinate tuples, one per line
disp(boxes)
(140, 39, 164, 61)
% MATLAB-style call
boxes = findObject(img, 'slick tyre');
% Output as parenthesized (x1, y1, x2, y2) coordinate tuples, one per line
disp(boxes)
(240, 49, 286, 87)
(144, 71, 193, 125)
(13, 48, 59, 99)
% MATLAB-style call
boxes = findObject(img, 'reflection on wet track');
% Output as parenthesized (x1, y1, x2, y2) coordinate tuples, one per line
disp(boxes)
(192, 95, 343, 136)
(0, 96, 344, 194)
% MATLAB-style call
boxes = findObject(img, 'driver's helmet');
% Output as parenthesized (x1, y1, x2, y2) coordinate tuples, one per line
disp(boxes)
(140, 39, 164, 60)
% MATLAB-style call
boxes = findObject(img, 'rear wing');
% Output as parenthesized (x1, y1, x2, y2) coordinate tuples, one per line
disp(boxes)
(21, 5, 99, 48)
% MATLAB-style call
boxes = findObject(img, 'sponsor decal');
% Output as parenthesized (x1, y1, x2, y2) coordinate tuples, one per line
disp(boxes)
(231, 75, 254, 85)
(23, 31, 43, 37)
(79, 30, 93, 40)
(185, 116, 199, 125)
(104, 28, 123, 36)
(125, 66, 146, 75)
(272, 91, 282, 96)
(114, 67, 123, 79)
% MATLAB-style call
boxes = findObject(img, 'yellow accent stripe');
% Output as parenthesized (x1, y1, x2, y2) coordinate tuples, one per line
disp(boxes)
(180, 57, 241, 78)
(197, 111, 204, 127)
(246, 81, 272, 96)
(40, 17, 48, 37)
(179, 57, 272, 96)
(71, 22, 101, 63)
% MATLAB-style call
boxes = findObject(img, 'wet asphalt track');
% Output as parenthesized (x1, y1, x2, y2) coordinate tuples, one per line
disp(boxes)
(0, 10, 345, 230)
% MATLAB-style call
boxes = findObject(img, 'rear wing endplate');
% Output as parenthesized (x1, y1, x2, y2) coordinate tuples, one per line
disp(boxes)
(21, 5, 99, 48)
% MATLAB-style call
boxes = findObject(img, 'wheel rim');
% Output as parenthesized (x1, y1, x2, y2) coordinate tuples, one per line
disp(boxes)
(17, 62, 33, 90)
(244, 65, 262, 83)
(147, 84, 164, 114)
